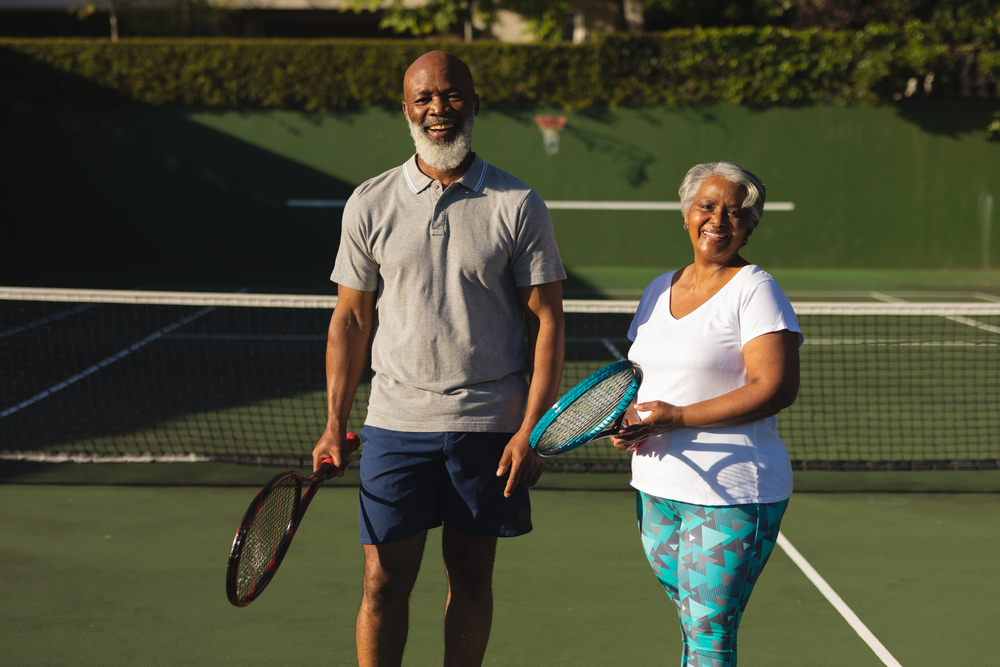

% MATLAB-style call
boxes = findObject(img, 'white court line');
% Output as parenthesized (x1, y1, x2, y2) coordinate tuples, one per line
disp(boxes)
(945, 315, 1000, 335)
(287, 199, 349, 207)
(0, 288, 252, 419)
(0, 303, 94, 339)
(0, 306, 215, 420)
(543, 201, 795, 211)
(599, 337, 625, 360)
(868, 291, 909, 303)
(286, 199, 796, 211)
(777, 533, 902, 667)
(163, 333, 327, 341)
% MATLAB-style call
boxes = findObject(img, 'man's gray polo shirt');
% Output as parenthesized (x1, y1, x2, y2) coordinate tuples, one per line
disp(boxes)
(332, 154, 566, 433)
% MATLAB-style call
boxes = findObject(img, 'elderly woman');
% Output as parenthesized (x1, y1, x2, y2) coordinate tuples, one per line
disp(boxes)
(611, 161, 802, 667)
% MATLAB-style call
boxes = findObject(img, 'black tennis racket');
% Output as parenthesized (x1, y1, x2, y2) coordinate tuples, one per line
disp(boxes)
(529, 360, 643, 457)
(226, 433, 358, 607)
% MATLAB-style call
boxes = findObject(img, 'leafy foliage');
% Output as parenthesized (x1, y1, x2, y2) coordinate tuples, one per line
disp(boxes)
(642, 0, 999, 33)
(68, 0, 236, 38)
(343, 0, 568, 40)
(0, 29, 996, 112)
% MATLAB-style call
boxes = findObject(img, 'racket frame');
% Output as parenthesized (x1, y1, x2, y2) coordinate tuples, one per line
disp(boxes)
(529, 360, 642, 457)
(225, 458, 335, 607)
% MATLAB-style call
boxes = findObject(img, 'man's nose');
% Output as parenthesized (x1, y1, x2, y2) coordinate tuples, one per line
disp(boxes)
(429, 95, 447, 115)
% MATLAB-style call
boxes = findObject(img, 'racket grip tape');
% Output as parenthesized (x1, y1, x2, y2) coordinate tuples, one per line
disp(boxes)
(317, 433, 360, 479)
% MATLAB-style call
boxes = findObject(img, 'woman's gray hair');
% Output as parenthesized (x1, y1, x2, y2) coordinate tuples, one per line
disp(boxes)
(678, 162, 766, 231)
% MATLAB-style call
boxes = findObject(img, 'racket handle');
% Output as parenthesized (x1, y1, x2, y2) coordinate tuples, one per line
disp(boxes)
(316, 433, 359, 479)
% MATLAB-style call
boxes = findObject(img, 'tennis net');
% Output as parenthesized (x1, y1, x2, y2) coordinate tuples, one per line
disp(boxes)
(2, 287, 998, 470)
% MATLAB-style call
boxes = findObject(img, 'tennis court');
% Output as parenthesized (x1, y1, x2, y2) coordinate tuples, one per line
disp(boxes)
(1, 278, 999, 666)
(2, 466, 999, 666)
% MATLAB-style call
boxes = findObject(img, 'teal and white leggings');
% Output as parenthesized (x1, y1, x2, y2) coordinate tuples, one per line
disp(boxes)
(636, 491, 789, 667)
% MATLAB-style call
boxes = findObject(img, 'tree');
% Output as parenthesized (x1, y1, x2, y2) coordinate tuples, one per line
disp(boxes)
(68, 0, 235, 39)
(641, 0, 996, 32)
(344, 0, 568, 41)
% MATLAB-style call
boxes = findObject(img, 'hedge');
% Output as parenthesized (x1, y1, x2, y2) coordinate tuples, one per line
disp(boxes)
(0, 28, 997, 110)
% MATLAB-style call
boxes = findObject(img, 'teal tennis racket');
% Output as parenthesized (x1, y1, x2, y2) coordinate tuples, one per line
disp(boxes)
(529, 361, 642, 457)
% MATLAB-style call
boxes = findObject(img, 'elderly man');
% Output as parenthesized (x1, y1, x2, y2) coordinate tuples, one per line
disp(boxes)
(312, 51, 565, 667)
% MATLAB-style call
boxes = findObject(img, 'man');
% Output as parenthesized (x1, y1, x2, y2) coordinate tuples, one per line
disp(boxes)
(312, 51, 565, 667)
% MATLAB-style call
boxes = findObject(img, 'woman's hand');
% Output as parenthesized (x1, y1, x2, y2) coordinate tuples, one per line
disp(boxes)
(609, 405, 642, 451)
(610, 401, 682, 451)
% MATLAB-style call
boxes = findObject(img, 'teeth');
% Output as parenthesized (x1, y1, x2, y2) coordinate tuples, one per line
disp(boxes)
(429, 124, 454, 130)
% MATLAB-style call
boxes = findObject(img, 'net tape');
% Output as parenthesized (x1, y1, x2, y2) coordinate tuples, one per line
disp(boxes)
(2, 288, 998, 470)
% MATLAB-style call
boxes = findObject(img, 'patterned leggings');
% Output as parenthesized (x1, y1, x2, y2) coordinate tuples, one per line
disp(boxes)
(636, 492, 788, 667)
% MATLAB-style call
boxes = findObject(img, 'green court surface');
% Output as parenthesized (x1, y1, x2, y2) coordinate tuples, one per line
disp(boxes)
(2, 468, 999, 666)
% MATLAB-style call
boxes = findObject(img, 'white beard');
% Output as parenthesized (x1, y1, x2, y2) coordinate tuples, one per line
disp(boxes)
(408, 115, 474, 171)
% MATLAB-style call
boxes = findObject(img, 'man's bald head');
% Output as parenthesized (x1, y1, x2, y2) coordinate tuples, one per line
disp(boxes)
(403, 51, 476, 99)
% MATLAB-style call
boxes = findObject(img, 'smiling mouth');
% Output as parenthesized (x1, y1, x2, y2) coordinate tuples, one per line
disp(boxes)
(424, 119, 457, 135)
(701, 229, 728, 240)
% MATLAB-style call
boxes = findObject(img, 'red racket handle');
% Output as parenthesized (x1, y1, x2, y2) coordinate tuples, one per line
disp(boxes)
(316, 433, 360, 478)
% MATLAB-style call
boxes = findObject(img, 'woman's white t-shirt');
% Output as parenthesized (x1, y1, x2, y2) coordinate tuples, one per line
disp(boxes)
(627, 265, 803, 506)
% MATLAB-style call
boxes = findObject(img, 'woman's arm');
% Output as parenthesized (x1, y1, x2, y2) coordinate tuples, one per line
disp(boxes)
(611, 329, 800, 449)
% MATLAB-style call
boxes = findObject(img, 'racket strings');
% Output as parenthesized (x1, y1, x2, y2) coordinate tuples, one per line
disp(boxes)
(535, 370, 636, 452)
(236, 479, 298, 600)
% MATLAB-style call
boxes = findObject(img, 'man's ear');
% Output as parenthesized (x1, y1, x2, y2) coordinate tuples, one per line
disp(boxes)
(473, 94, 480, 116)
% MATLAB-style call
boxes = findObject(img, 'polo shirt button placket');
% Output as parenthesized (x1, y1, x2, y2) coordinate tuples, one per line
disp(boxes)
(432, 183, 445, 236)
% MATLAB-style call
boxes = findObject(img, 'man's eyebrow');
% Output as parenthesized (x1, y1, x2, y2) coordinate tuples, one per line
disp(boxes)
(410, 85, 467, 97)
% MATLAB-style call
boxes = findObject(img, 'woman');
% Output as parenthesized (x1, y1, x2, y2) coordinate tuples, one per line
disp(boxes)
(611, 161, 802, 667)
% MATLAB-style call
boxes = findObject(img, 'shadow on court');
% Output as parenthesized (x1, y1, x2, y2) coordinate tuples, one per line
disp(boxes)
(0, 58, 354, 291)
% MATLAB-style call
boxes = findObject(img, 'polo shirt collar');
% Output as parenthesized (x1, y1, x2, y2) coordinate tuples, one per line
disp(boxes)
(402, 153, 488, 194)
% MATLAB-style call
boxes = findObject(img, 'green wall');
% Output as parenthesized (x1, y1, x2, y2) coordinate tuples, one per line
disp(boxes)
(3, 100, 998, 288)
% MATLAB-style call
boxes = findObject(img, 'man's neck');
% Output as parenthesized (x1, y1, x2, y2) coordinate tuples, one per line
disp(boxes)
(416, 152, 475, 187)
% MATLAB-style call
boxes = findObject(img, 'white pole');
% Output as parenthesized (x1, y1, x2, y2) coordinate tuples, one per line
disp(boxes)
(980, 191, 993, 270)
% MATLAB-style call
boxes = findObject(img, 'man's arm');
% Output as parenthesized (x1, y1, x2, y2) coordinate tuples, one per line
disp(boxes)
(496, 280, 565, 497)
(312, 285, 377, 474)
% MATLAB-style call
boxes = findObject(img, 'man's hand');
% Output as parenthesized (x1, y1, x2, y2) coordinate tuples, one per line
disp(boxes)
(496, 430, 545, 498)
(312, 429, 361, 478)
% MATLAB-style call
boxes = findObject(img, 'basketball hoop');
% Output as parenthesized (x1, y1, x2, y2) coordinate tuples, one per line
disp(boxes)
(534, 115, 567, 155)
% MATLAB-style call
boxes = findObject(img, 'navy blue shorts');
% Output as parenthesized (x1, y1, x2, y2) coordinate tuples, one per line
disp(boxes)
(357, 426, 533, 545)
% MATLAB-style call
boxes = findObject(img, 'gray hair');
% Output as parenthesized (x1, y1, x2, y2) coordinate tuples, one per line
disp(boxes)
(678, 162, 766, 231)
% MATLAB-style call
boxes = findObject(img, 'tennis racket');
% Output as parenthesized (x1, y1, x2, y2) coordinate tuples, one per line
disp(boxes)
(529, 360, 642, 457)
(226, 433, 358, 607)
